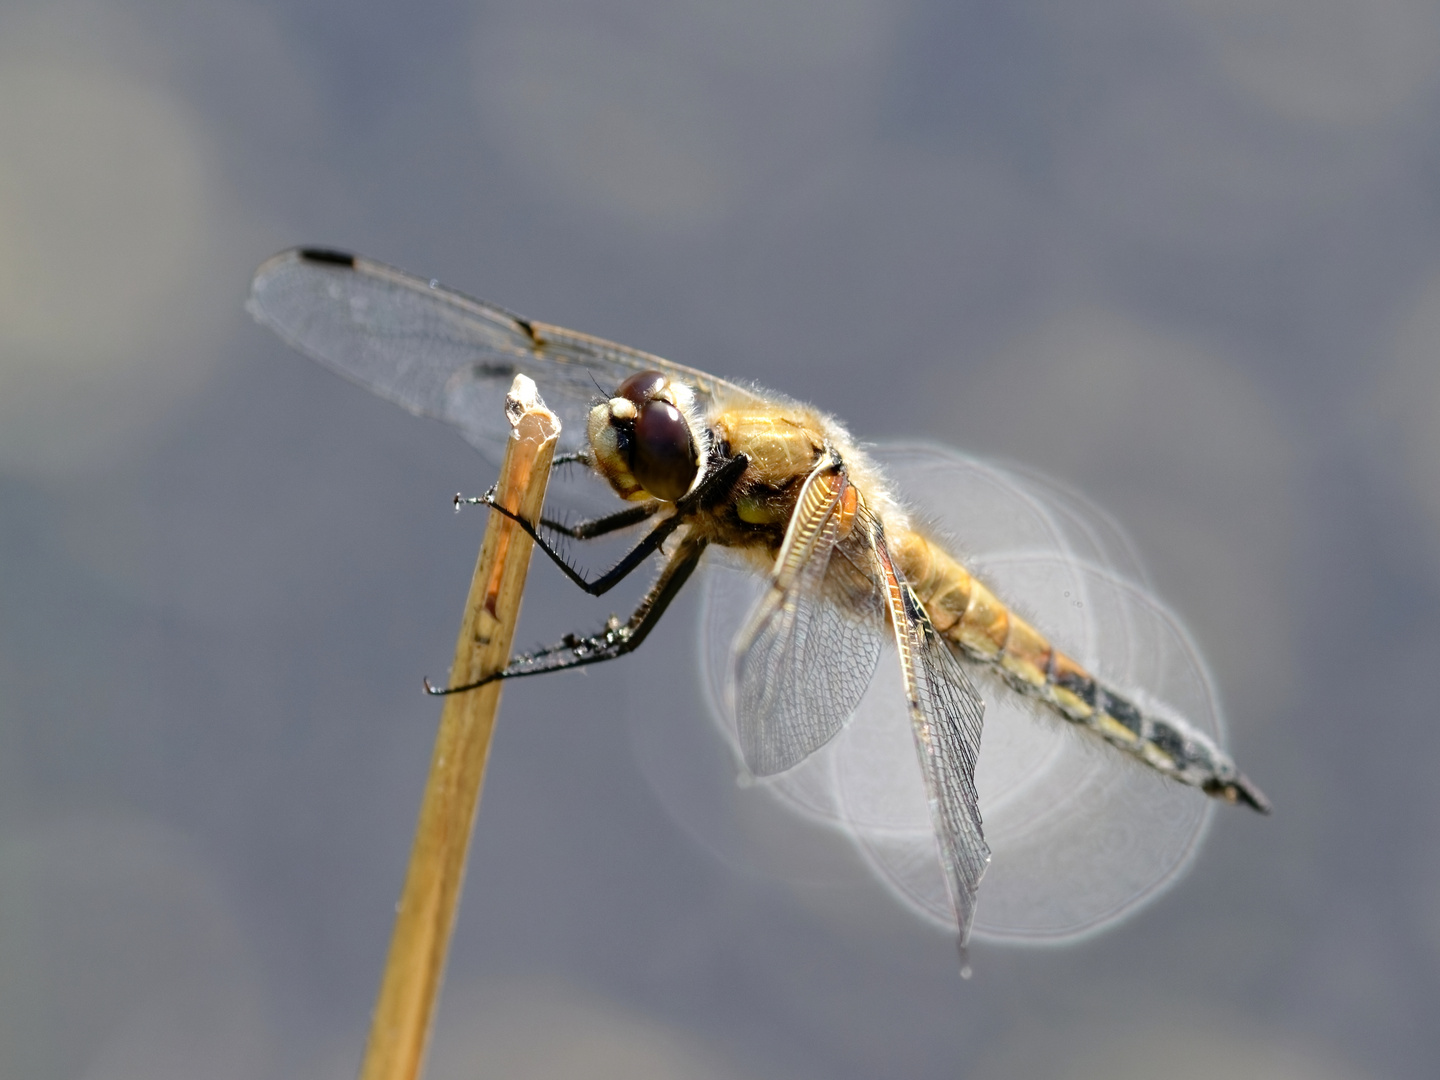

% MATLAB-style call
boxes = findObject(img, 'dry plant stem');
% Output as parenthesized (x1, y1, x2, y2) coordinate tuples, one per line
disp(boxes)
(358, 375, 560, 1080)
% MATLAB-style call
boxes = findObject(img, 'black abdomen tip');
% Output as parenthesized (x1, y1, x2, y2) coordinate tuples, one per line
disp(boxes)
(298, 248, 356, 267)
(1235, 775, 1273, 815)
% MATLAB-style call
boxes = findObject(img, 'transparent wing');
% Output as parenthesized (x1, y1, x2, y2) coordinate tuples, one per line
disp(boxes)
(732, 465, 886, 777)
(248, 248, 763, 462)
(876, 533, 990, 954)
(839, 557, 1217, 941)
(874, 442, 1148, 585)
(690, 443, 1221, 944)
(837, 447, 1219, 940)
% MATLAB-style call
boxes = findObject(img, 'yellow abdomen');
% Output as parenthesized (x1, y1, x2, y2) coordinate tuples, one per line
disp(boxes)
(889, 528, 1264, 808)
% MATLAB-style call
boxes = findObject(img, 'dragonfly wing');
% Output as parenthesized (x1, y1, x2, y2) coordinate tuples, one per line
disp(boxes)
(693, 442, 1221, 944)
(873, 525, 990, 953)
(732, 462, 885, 777)
(838, 444, 1215, 942)
(248, 248, 762, 461)
(875, 442, 1148, 585)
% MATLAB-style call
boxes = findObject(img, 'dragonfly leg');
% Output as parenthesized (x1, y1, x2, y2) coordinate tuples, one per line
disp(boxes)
(426, 534, 709, 694)
(457, 489, 656, 543)
(463, 493, 658, 539)
(482, 453, 746, 597)
(539, 502, 661, 540)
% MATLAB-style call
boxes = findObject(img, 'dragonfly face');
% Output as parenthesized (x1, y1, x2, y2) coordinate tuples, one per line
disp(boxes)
(587, 370, 705, 503)
(249, 247, 1269, 962)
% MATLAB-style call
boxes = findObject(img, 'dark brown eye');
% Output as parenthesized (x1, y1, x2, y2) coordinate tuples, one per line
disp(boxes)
(631, 399, 696, 501)
(615, 370, 666, 406)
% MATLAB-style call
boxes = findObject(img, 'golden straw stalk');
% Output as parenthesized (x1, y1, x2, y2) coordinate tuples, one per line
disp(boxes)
(358, 374, 560, 1080)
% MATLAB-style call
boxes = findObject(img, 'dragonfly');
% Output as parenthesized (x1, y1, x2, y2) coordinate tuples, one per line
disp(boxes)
(248, 247, 1269, 964)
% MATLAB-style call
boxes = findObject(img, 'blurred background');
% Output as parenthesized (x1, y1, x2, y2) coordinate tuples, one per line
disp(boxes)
(1, 0, 1436, 1077)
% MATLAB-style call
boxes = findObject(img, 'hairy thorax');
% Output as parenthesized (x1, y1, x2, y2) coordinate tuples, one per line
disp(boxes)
(702, 406, 828, 547)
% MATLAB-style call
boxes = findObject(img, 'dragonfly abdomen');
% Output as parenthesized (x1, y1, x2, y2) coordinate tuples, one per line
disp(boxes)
(892, 530, 1270, 813)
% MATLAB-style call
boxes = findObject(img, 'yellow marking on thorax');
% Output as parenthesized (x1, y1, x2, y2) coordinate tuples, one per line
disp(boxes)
(712, 410, 825, 489)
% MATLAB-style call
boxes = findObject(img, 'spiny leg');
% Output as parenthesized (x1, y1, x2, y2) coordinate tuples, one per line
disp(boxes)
(456, 492, 660, 539)
(426, 534, 709, 694)
(456, 447, 649, 539)
(482, 453, 747, 597)
(541, 502, 661, 539)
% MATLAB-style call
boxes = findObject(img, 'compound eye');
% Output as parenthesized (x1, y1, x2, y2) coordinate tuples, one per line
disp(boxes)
(615, 370, 666, 406)
(631, 399, 697, 501)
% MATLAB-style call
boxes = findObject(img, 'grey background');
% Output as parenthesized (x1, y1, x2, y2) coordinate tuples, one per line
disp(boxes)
(1, 1, 1437, 1077)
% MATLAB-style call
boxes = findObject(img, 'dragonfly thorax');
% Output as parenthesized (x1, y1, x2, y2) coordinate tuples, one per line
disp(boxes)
(587, 370, 704, 503)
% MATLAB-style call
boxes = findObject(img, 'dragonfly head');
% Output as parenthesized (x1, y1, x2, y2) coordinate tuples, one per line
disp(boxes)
(588, 370, 702, 503)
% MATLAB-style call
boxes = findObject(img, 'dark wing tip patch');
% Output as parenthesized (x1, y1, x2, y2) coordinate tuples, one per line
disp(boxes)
(298, 248, 356, 268)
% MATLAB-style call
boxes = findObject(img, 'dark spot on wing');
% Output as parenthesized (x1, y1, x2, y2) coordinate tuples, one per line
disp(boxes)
(471, 362, 518, 379)
(514, 316, 539, 343)
(298, 248, 356, 267)
(1103, 690, 1144, 735)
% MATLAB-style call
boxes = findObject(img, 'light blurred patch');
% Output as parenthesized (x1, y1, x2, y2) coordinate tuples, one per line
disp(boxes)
(1058, 77, 1393, 258)
(0, 9, 230, 478)
(1367, 625, 1440, 969)
(674, 0, 889, 71)
(699, 146, 1037, 389)
(973, 1014, 1372, 1080)
(426, 976, 756, 1080)
(472, 12, 742, 232)
(1412, 772, 1440, 968)
(0, 815, 268, 1080)
(915, 306, 1297, 719)
(1176, 0, 1440, 127)
(1369, 268, 1440, 577)
(470, 0, 895, 233)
